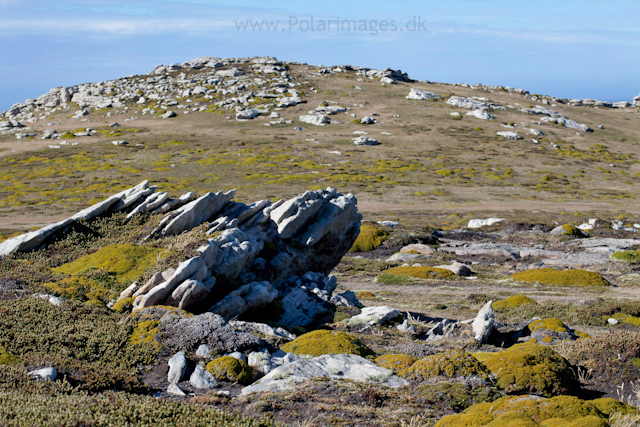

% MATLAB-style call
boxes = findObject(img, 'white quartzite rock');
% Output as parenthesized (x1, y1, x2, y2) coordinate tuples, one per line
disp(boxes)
(241, 354, 407, 395)
(299, 114, 329, 126)
(344, 306, 401, 325)
(467, 218, 505, 229)
(167, 351, 187, 384)
(28, 367, 57, 381)
(189, 365, 217, 389)
(406, 88, 439, 100)
(353, 136, 380, 146)
(497, 131, 522, 140)
(472, 301, 494, 344)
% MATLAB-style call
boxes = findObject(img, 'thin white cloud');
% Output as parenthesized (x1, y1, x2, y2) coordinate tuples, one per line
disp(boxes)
(0, 18, 237, 35)
(429, 27, 639, 45)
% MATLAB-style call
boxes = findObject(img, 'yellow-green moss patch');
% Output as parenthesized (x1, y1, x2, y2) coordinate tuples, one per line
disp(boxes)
(349, 223, 389, 252)
(511, 268, 610, 287)
(483, 341, 574, 397)
(560, 224, 585, 237)
(492, 295, 537, 310)
(281, 330, 374, 357)
(528, 318, 569, 334)
(44, 276, 109, 302)
(112, 297, 135, 313)
(434, 394, 635, 427)
(0, 345, 18, 364)
(53, 243, 162, 284)
(624, 316, 640, 326)
(206, 356, 252, 385)
(374, 354, 417, 373)
(383, 266, 456, 280)
(129, 320, 160, 347)
(611, 250, 640, 263)
(398, 350, 491, 382)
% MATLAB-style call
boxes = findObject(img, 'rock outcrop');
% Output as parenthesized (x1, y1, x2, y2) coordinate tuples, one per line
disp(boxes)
(1, 181, 361, 330)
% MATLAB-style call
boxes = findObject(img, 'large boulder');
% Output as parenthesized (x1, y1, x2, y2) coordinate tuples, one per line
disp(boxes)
(299, 114, 329, 126)
(406, 88, 439, 101)
(158, 312, 262, 353)
(241, 354, 408, 395)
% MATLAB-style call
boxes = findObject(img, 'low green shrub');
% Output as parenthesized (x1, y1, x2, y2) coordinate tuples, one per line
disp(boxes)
(483, 341, 575, 397)
(281, 330, 373, 357)
(206, 357, 253, 385)
(399, 351, 491, 382)
(349, 223, 389, 253)
(511, 268, 610, 287)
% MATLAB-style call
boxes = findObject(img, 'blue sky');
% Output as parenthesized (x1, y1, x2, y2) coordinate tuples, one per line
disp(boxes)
(1, 0, 639, 111)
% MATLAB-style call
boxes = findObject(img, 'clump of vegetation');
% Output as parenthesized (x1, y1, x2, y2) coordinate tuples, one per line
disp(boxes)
(558, 329, 640, 385)
(129, 320, 160, 348)
(206, 356, 253, 385)
(492, 295, 537, 311)
(356, 291, 376, 300)
(0, 345, 18, 365)
(374, 354, 417, 373)
(0, 298, 157, 392)
(0, 388, 280, 426)
(611, 250, 640, 263)
(483, 341, 575, 396)
(375, 274, 418, 285)
(399, 351, 491, 382)
(112, 296, 135, 313)
(527, 318, 569, 334)
(53, 243, 163, 284)
(349, 223, 389, 252)
(511, 268, 610, 287)
(281, 330, 374, 357)
(415, 381, 503, 414)
(560, 224, 587, 237)
(434, 394, 636, 427)
(382, 266, 456, 280)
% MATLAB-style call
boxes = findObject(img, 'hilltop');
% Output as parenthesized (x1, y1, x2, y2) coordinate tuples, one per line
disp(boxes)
(1, 56, 639, 234)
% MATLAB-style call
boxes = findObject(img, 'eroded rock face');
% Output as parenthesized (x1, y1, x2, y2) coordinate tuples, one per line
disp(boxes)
(2, 182, 361, 329)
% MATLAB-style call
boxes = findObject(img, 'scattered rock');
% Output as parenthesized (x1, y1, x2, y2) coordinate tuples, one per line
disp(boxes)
(28, 367, 57, 381)
(353, 136, 380, 145)
(299, 114, 329, 126)
(189, 364, 218, 390)
(497, 131, 522, 140)
(466, 110, 494, 120)
(406, 88, 439, 101)
(344, 306, 401, 325)
(471, 301, 494, 344)
(167, 351, 187, 384)
(241, 354, 407, 395)
(167, 383, 186, 396)
(467, 218, 505, 228)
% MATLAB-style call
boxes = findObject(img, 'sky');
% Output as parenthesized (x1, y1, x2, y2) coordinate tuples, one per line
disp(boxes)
(1, 0, 639, 111)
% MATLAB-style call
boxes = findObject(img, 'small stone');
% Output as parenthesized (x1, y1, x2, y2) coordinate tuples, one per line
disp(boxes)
(167, 383, 186, 396)
(189, 365, 217, 390)
(28, 367, 57, 381)
(608, 318, 619, 325)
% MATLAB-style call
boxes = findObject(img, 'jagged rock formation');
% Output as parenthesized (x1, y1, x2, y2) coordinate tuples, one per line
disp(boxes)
(0, 181, 362, 328)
